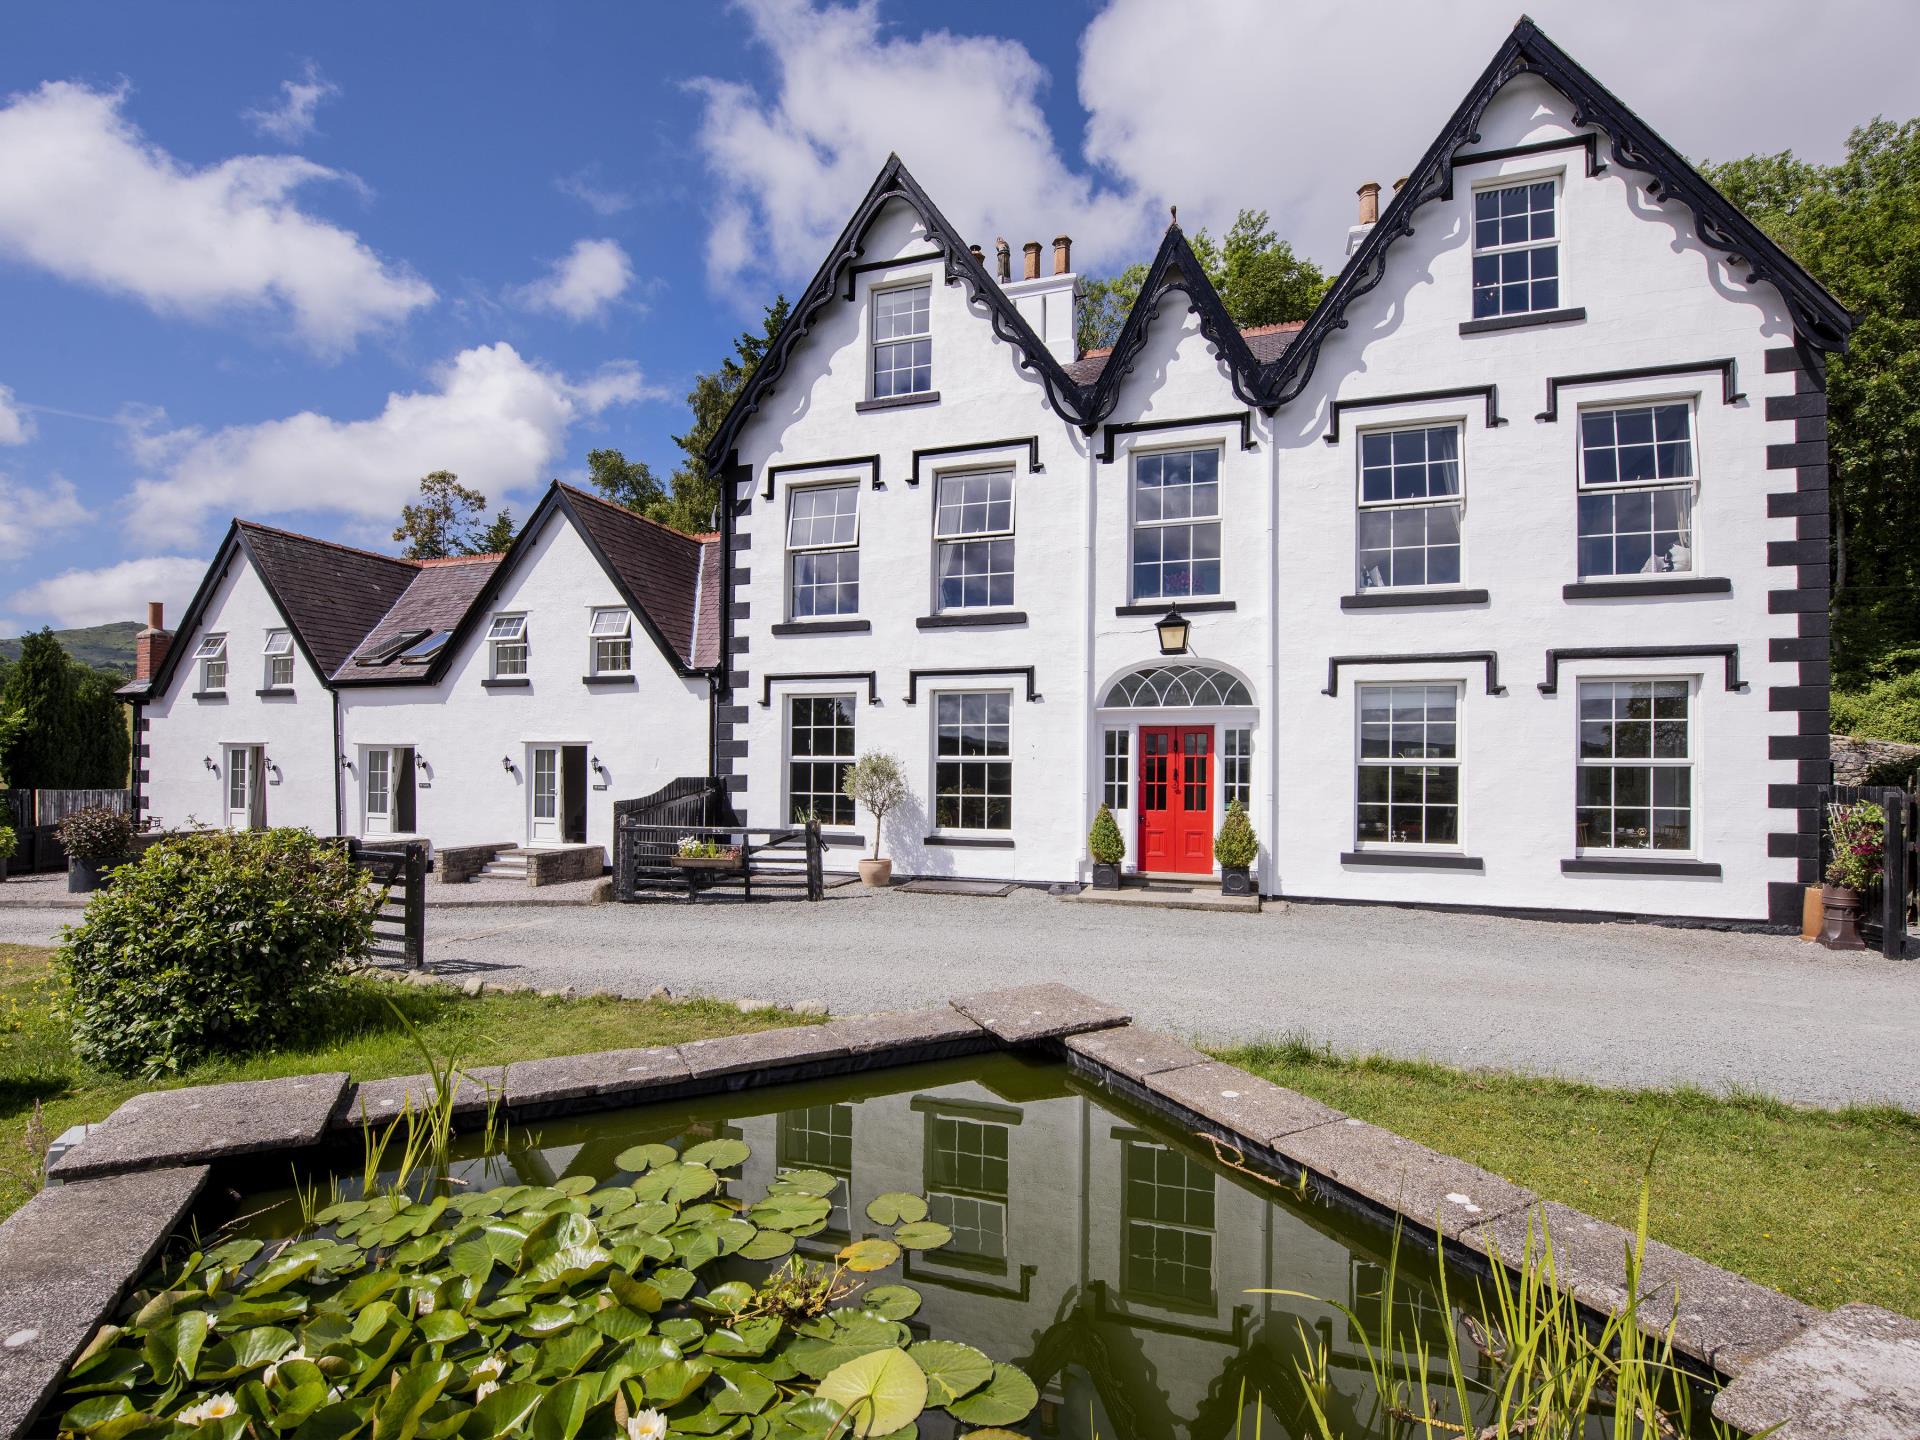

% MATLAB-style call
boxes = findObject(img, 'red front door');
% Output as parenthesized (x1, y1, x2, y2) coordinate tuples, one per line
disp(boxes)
(1139, 726, 1214, 874)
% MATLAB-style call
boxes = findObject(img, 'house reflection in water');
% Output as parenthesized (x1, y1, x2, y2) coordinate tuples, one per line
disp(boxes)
(474, 1051, 1486, 1439)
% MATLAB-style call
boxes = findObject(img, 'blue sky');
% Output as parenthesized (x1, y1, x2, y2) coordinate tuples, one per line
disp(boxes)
(2, 0, 1914, 633)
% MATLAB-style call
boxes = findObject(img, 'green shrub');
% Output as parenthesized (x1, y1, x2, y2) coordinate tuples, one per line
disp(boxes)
(1214, 800, 1259, 868)
(1088, 803, 1126, 864)
(1831, 669, 1920, 745)
(54, 805, 132, 865)
(0, 823, 14, 862)
(58, 828, 384, 1076)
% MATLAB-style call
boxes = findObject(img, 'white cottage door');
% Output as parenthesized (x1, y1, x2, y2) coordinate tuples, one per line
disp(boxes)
(529, 746, 560, 844)
(225, 745, 254, 831)
(364, 749, 393, 835)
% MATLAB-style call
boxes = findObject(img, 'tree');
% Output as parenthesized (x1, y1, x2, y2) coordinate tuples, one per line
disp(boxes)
(393, 471, 490, 559)
(1705, 120, 1920, 686)
(1076, 210, 1329, 353)
(472, 509, 517, 555)
(0, 629, 127, 788)
(584, 448, 665, 515)
(842, 751, 909, 860)
(659, 296, 791, 534)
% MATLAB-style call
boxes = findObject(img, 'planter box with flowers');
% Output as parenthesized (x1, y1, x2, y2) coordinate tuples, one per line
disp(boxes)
(56, 806, 134, 894)
(671, 835, 744, 874)
(1820, 799, 1884, 950)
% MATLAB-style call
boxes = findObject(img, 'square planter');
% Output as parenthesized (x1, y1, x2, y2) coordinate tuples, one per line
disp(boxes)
(1090, 861, 1121, 890)
(1219, 864, 1253, 897)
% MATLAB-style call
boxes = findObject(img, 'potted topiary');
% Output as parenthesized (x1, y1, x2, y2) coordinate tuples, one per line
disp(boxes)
(1088, 803, 1125, 889)
(56, 806, 134, 894)
(1214, 800, 1258, 896)
(0, 822, 15, 882)
(843, 751, 909, 888)
(1820, 799, 1884, 950)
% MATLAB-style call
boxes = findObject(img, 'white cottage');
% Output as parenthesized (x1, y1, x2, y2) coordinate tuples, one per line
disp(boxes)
(124, 483, 720, 863)
(707, 18, 1851, 926)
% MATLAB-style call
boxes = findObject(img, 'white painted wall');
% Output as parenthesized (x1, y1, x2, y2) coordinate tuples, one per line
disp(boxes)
(140, 552, 338, 835)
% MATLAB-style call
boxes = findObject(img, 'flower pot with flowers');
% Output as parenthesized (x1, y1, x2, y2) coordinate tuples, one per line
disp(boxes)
(1820, 799, 1884, 950)
(56, 806, 134, 894)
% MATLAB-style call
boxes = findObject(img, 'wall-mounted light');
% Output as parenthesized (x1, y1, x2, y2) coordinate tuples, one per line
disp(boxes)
(501, 755, 514, 773)
(202, 755, 217, 772)
(1155, 608, 1191, 656)
(338, 755, 353, 772)
(266, 760, 282, 782)
(591, 755, 608, 780)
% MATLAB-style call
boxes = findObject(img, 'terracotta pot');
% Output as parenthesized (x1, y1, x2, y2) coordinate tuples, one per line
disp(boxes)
(1090, 861, 1121, 890)
(857, 857, 893, 888)
(1820, 884, 1866, 950)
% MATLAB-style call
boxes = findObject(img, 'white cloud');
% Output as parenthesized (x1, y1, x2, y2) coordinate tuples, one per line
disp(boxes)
(0, 472, 91, 558)
(0, 385, 32, 445)
(242, 61, 340, 144)
(0, 81, 434, 354)
(555, 165, 633, 217)
(513, 238, 635, 323)
(8, 554, 207, 630)
(125, 341, 666, 546)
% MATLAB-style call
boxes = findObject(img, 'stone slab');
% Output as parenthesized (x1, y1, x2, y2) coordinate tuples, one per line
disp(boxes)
(679, 1024, 853, 1082)
(504, 1047, 690, 1113)
(1064, 1024, 1212, 1083)
(1065, 885, 1261, 913)
(1463, 1199, 1816, 1373)
(47, 1072, 350, 1181)
(818, 1008, 993, 1058)
(0, 1164, 209, 1439)
(335, 1067, 509, 1129)
(1713, 1304, 1920, 1438)
(1144, 1060, 1344, 1145)
(1276, 1116, 1536, 1230)
(948, 983, 1130, 1044)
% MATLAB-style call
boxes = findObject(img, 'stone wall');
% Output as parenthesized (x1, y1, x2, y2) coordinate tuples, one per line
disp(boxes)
(526, 844, 606, 887)
(435, 842, 509, 885)
(1831, 734, 1920, 786)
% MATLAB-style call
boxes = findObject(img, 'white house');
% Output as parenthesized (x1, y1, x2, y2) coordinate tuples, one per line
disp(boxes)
(705, 18, 1850, 926)
(124, 482, 720, 861)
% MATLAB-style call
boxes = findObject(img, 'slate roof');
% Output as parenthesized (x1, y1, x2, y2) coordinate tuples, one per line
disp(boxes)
(334, 554, 502, 682)
(556, 484, 715, 670)
(1064, 320, 1303, 387)
(236, 523, 419, 677)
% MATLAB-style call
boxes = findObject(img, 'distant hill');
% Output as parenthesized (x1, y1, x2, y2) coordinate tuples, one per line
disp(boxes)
(0, 621, 141, 677)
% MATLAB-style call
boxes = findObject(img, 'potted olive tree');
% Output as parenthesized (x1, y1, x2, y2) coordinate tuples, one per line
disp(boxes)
(56, 806, 134, 894)
(843, 751, 908, 888)
(0, 822, 15, 883)
(1088, 804, 1125, 889)
(1214, 800, 1258, 896)
(1820, 799, 1884, 950)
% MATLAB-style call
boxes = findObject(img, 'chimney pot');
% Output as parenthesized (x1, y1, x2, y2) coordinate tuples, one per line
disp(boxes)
(1022, 241, 1041, 281)
(994, 237, 1011, 283)
(1052, 234, 1072, 275)
(1392, 176, 1408, 193)
(1357, 181, 1381, 226)
(146, 601, 165, 631)
(968, 243, 984, 264)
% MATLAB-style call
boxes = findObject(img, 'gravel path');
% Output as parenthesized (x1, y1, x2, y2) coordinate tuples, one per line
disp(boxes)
(5, 886, 1915, 1109)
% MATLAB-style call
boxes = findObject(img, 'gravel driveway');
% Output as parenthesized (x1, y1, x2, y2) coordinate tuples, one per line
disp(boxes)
(5, 885, 1915, 1109)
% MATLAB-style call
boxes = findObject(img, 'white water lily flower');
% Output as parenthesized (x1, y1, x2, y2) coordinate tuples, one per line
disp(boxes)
(475, 1379, 499, 1401)
(471, 1353, 506, 1379)
(178, 1394, 239, 1426)
(415, 1290, 436, 1315)
(626, 1410, 668, 1440)
(263, 1345, 306, 1386)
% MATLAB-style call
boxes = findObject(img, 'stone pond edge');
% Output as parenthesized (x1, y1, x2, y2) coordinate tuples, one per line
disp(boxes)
(1, 980, 1905, 1438)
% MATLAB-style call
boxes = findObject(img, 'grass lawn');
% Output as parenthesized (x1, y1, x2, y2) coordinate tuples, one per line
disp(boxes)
(1218, 1036, 1920, 1319)
(0, 942, 807, 1223)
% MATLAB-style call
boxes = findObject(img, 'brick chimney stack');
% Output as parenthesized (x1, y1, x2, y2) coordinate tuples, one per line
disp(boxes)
(134, 601, 172, 684)
(1052, 235, 1072, 275)
(1022, 241, 1041, 281)
(994, 238, 1011, 283)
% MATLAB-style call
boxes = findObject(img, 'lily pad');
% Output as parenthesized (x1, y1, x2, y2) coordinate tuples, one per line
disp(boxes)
(908, 1340, 992, 1406)
(890, 1221, 953, 1252)
(864, 1193, 928, 1227)
(861, 1285, 922, 1321)
(739, 1229, 796, 1261)
(837, 1238, 901, 1273)
(815, 1348, 927, 1438)
(682, 1138, 751, 1171)
(614, 1142, 679, 1173)
(773, 1168, 841, 1197)
(944, 1364, 1038, 1427)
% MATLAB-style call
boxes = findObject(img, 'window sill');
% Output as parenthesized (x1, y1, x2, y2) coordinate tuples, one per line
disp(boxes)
(253, 687, 295, 698)
(1562, 577, 1731, 599)
(771, 619, 872, 637)
(819, 830, 867, 848)
(191, 690, 228, 702)
(855, 391, 941, 413)
(481, 677, 531, 689)
(1341, 588, 1489, 610)
(923, 833, 1015, 849)
(1114, 599, 1237, 616)
(581, 674, 636, 687)
(916, 611, 1028, 630)
(1459, 306, 1586, 336)
(1561, 856, 1722, 877)
(1341, 850, 1484, 871)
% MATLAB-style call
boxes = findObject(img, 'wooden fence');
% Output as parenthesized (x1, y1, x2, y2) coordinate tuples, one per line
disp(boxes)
(612, 776, 822, 902)
(1823, 784, 1919, 960)
(0, 788, 131, 873)
(344, 838, 428, 969)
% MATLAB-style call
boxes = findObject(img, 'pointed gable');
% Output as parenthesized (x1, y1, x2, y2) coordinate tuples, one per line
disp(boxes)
(556, 485, 715, 671)
(237, 523, 420, 677)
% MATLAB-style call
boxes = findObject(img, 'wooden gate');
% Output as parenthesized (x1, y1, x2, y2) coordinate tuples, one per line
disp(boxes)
(1824, 785, 1918, 960)
(345, 838, 428, 969)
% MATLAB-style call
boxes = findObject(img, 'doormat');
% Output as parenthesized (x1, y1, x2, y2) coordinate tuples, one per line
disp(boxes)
(898, 879, 1015, 897)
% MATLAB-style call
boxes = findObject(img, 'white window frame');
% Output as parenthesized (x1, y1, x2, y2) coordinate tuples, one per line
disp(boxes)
(930, 688, 1014, 835)
(1471, 173, 1562, 320)
(784, 693, 859, 827)
(869, 280, 932, 400)
(588, 607, 633, 675)
(1102, 728, 1131, 812)
(786, 482, 862, 620)
(1222, 728, 1253, 809)
(1130, 445, 1224, 603)
(1575, 398, 1700, 581)
(1355, 421, 1466, 592)
(194, 633, 228, 693)
(933, 467, 1016, 613)
(1574, 676, 1698, 857)
(262, 629, 294, 689)
(1354, 681, 1465, 852)
(488, 614, 528, 678)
